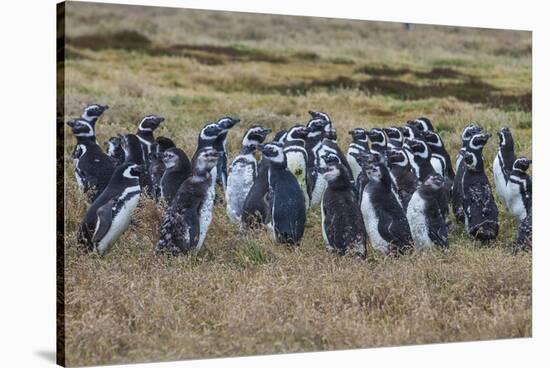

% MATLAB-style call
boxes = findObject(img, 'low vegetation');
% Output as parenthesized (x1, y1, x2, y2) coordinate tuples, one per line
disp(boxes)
(61, 3, 531, 366)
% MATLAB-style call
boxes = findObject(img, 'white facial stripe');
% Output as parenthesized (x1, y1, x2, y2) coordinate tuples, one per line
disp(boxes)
(122, 165, 139, 179)
(74, 121, 95, 137)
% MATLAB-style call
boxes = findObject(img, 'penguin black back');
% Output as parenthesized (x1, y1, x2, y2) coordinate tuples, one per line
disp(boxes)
(159, 147, 192, 205)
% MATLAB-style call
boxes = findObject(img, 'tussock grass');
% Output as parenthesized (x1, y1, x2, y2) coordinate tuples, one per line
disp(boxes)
(62, 2, 531, 366)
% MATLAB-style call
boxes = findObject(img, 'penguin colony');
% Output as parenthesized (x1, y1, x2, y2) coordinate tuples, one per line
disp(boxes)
(68, 105, 532, 256)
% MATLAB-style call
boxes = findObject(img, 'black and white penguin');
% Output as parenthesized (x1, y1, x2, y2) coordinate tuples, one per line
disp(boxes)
(347, 128, 370, 182)
(386, 148, 418, 210)
(505, 157, 532, 222)
(135, 115, 165, 164)
(350, 150, 384, 204)
(158, 148, 192, 205)
(105, 136, 125, 166)
(383, 127, 404, 149)
(451, 129, 487, 223)
(366, 128, 388, 155)
(261, 142, 306, 244)
(225, 125, 271, 223)
(306, 118, 331, 208)
(284, 124, 310, 208)
(212, 116, 240, 190)
(318, 154, 367, 258)
(493, 127, 517, 206)
(148, 136, 177, 201)
(422, 130, 454, 180)
(406, 174, 449, 250)
(404, 138, 435, 181)
(120, 133, 145, 165)
(273, 129, 288, 144)
(155, 148, 220, 254)
(461, 149, 499, 241)
(320, 128, 353, 181)
(77, 163, 142, 254)
(360, 160, 413, 255)
(402, 121, 423, 141)
(514, 213, 532, 253)
(67, 119, 115, 201)
(308, 110, 332, 127)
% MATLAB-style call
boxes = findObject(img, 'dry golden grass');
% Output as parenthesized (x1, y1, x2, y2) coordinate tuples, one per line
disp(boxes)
(60, 2, 531, 366)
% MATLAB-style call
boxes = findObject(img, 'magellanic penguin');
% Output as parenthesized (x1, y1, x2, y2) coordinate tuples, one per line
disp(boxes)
(383, 127, 404, 149)
(406, 174, 449, 250)
(80, 103, 109, 129)
(105, 136, 125, 166)
(306, 118, 331, 208)
(366, 128, 388, 156)
(67, 119, 115, 201)
(284, 124, 310, 209)
(159, 148, 192, 205)
(308, 110, 333, 127)
(461, 149, 499, 241)
(225, 125, 271, 223)
(505, 157, 532, 222)
(493, 127, 517, 206)
(156, 148, 220, 255)
(360, 160, 413, 255)
(351, 150, 384, 204)
(386, 148, 418, 210)
(318, 154, 367, 258)
(451, 129, 487, 223)
(212, 116, 240, 190)
(77, 163, 143, 255)
(121, 133, 145, 165)
(136, 115, 165, 164)
(261, 142, 306, 244)
(347, 128, 370, 182)
(148, 136, 177, 201)
(422, 130, 454, 180)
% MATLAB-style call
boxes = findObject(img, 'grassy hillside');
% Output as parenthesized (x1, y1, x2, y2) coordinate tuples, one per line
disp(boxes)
(61, 2, 532, 366)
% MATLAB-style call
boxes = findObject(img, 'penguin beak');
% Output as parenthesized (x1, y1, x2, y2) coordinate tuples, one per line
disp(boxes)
(262, 128, 272, 135)
(67, 120, 75, 128)
(101, 105, 109, 111)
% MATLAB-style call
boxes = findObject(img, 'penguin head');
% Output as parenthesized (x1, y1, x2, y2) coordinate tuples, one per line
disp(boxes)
(259, 142, 285, 164)
(271, 129, 287, 144)
(216, 117, 240, 131)
(348, 128, 368, 142)
(422, 130, 443, 147)
(317, 154, 342, 181)
(199, 123, 223, 141)
(243, 125, 272, 148)
(121, 163, 144, 180)
(412, 117, 434, 132)
(423, 174, 445, 190)
(365, 163, 384, 182)
(383, 127, 403, 142)
(105, 136, 122, 156)
(67, 118, 94, 137)
(367, 128, 387, 146)
(194, 148, 221, 173)
(155, 136, 176, 152)
(468, 132, 491, 150)
(386, 149, 409, 167)
(461, 123, 483, 143)
(325, 128, 338, 142)
(403, 122, 422, 140)
(308, 110, 332, 125)
(497, 127, 513, 147)
(307, 118, 330, 138)
(162, 147, 186, 169)
(286, 125, 309, 142)
(513, 157, 532, 172)
(405, 138, 429, 159)
(351, 151, 384, 169)
(139, 115, 165, 132)
(81, 103, 109, 122)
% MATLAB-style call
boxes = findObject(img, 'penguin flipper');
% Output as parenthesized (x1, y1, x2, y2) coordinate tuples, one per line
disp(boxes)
(92, 199, 115, 244)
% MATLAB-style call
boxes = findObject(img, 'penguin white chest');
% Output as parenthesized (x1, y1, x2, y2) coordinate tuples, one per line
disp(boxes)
(360, 190, 389, 253)
(406, 192, 433, 249)
(506, 180, 528, 221)
(493, 153, 507, 205)
(431, 155, 445, 176)
(96, 190, 140, 255)
(347, 151, 361, 182)
(197, 181, 216, 251)
(285, 149, 309, 207)
(225, 158, 256, 223)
